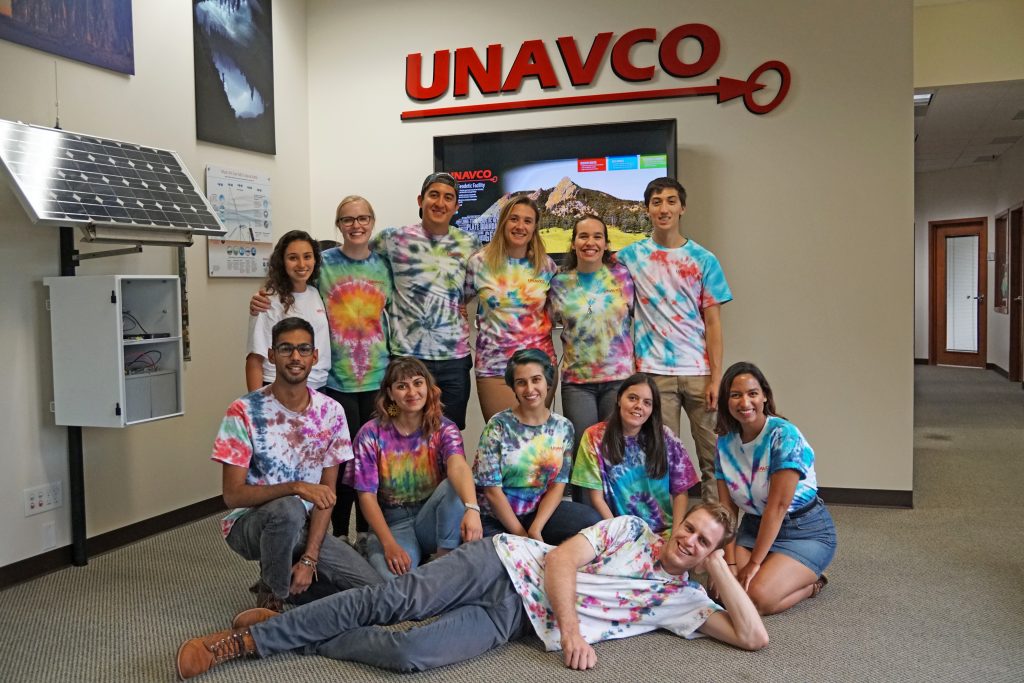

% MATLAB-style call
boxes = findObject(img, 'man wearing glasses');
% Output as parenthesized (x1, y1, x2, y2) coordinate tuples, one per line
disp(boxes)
(371, 172, 480, 429)
(212, 317, 381, 613)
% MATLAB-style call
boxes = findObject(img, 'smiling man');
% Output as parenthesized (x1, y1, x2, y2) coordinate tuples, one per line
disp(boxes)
(175, 503, 767, 679)
(211, 317, 381, 613)
(616, 177, 733, 503)
(370, 172, 481, 429)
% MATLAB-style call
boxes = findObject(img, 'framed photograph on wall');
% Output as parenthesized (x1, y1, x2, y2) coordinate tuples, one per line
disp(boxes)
(995, 210, 1008, 314)
(0, 0, 134, 75)
(192, 0, 275, 155)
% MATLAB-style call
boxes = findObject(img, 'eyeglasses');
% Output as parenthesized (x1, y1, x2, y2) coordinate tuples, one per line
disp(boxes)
(336, 215, 373, 227)
(274, 343, 315, 357)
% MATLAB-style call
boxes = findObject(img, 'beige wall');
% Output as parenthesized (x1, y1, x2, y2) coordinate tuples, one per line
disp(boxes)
(306, 0, 915, 492)
(2, 0, 918, 569)
(915, 0, 1024, 87)
(0, 1, 311, 565)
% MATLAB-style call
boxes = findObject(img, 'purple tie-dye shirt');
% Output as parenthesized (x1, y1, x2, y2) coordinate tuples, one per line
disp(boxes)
(347, 417, 465, 507)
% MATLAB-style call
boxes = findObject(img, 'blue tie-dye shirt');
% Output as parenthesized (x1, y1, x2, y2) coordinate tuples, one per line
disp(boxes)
(715, 415, 818, 515)
(570, 422, 698, 534)
(616, 238, 732, 375)
(474, 409, 574, 517)
(371, 223, 480, 360)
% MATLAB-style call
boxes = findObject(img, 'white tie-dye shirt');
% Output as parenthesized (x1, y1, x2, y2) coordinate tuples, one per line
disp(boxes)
(492, 516, 720, 651)
(211, 386, 352, 537)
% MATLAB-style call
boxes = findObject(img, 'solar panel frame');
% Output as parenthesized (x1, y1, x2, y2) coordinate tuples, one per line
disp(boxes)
(0, 119, 226, 238)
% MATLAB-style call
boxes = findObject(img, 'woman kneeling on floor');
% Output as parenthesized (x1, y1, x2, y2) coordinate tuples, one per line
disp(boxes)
(714, 361, 837, 614)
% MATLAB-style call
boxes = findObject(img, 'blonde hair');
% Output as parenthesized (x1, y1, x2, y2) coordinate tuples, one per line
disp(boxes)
(482, 196, 547, 274)
(334, 195, 376, 223)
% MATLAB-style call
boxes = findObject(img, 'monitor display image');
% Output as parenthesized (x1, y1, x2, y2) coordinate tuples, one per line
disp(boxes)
(434, 119, 677, 254)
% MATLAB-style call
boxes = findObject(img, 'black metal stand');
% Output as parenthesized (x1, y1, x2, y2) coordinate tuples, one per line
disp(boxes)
(60, 226, 88, 566)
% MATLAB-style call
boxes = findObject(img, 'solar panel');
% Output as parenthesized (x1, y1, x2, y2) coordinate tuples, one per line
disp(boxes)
(0, 119, 226, 239)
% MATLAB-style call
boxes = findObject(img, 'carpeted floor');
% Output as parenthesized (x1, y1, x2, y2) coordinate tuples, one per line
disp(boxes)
(1, 365, 1022, 682)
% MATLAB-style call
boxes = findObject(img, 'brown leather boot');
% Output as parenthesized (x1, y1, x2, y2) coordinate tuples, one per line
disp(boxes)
(231, 607, 279, 629)
(255, 584, 285, 613)
(175, 627, 258, 680)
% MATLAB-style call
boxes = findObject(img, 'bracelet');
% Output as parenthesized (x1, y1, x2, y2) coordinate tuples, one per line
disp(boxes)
(299, 555, 318, 581)
(464, 502, 481, 512)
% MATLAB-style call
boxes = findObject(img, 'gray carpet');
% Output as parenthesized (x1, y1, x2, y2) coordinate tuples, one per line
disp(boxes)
(1, 365, 1022, 682)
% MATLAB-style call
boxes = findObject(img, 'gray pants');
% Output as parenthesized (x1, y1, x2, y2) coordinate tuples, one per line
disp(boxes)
(226, 496, 382, 600)
(251, 539, 530, 672)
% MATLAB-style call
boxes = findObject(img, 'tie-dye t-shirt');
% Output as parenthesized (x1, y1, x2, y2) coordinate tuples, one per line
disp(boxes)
(474, 409, 574, 517)
(492, 516, 720, 651)
(616, 238, 732, 376)
(371, 223, 479, 361)
(211, 386, 352, 537)
(464, 253, 557, 377)
(715, 416, 818, 516)
(570, 423, 698, 534)
(318, 248, 392, 393)
(548, 262, 635, 384)
(347, 417, 465, 507)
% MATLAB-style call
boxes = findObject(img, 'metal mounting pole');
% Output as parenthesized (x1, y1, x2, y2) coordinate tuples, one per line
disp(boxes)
(60, 226, 88, 566)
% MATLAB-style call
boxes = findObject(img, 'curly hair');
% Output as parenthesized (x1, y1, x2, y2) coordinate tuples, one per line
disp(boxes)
(374, 357, 444, 436)
(265, 230, 321, 313)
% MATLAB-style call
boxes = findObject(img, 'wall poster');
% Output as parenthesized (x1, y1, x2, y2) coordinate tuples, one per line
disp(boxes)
(193, 0, 275, 154)
(205, 164, 272, 278)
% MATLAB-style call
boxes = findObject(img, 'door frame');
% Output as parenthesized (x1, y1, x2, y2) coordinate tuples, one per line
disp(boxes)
(1010, 204, 1023, 382)
(928, 217, 988, 368)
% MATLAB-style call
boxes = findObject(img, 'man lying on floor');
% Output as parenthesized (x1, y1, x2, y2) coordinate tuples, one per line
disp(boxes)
(176, 503, 768, 679)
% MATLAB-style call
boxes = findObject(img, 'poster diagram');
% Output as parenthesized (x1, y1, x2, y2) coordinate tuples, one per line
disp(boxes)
(205, 165, 272, 278)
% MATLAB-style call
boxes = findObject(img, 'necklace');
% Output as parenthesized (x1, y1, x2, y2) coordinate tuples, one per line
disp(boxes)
(574, 269, 602, 315)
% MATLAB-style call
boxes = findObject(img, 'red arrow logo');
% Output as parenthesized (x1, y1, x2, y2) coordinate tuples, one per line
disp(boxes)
(401, 61, 790, 120)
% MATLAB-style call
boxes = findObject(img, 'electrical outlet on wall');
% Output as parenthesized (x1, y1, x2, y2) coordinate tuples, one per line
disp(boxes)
(24, 481, 63, 516)
(42, 521, 57, 550)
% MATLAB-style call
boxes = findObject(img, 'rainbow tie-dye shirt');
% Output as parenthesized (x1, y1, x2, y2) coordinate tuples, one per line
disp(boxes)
(616, 238, 732, 375)
(715, 415, 818, 516)
(464, 253, 557, 377)
(548, 262, 635, 384)
(371, 223, 479, 361)
(348, 417, 465, 507)
(492, 516, 720, 651)
(473, 409, 574, 517)
(211, 386, 352, 537)
(570, 423, 698, 534)
(318, 248, 392, 393)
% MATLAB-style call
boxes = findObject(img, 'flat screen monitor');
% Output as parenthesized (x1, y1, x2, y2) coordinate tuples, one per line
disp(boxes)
(433, 119, 677, 254)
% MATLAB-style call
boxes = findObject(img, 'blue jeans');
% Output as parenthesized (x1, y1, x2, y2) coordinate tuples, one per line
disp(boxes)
(366, 480, 465, 580)
(225, 496, 382, 599)
(420, 356, 472, 430)
(480, 500, 602, 545)
(251, 539, 530, 672)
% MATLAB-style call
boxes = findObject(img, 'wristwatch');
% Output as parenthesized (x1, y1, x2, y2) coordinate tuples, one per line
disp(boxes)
(464, 502, 481, 512)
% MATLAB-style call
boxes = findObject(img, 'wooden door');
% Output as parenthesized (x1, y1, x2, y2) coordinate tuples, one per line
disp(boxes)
(929, 218, 987, 368)
(1011, 206, 1023, 382)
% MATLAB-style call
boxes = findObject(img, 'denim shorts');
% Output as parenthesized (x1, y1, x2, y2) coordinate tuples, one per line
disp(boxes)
(736, 497, 837, 576)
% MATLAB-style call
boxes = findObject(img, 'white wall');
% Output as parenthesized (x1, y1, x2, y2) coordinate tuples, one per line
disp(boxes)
(914, 139, 1024, 369)
(306, 0, 915, 492)
(0, 0, 311, 566)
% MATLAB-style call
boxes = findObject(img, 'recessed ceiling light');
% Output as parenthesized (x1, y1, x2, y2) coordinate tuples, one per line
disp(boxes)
(914, 93, 933, 106)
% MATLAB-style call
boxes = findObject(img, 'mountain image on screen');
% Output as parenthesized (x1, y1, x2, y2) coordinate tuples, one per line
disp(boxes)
(457, 177, 651, 251)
